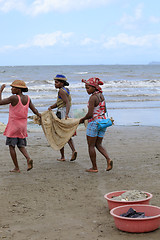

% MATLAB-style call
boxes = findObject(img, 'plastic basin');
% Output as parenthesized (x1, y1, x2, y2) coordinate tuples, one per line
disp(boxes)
(104, 190, 152, 210)
(110, 204, 160, 233)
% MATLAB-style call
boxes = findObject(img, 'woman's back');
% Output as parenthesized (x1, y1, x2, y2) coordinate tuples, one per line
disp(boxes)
(4, 95, 30, 138)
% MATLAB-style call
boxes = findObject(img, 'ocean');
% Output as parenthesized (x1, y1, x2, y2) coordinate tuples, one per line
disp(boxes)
(0, 65, 160, 128)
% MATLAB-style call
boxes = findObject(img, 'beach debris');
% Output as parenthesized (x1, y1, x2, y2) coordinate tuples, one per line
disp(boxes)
(110, 117, 114, 125)
(1, 224, 9, 228)
(112, 190, 148, 201)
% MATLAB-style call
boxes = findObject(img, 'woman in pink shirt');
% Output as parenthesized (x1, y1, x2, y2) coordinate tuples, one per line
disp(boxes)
(0, 80, 41, 173)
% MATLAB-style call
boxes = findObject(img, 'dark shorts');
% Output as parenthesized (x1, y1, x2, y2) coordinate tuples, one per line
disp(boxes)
(56, 111, 61, 119)
(6, 137, 27, 147)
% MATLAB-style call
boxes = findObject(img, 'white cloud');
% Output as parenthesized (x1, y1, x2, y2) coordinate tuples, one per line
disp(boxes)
(149, 16, 160, 23)
(81, 37, 98, 46)
(118, 3, 143, 30)
(0, 31, 73, 52)
(32, 31, 73, 47)
(0, 0, 25, 12)
(30, 0, 112, 15)
(0, 0, 112, 15)
(2, 31, 160, 53)
(135, 3, 142, 19)
(103, 33, 160, 48)
(0, 45, 14, 51)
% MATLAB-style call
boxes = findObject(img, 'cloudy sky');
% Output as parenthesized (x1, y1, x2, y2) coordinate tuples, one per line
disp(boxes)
(0, 0, 160, 66)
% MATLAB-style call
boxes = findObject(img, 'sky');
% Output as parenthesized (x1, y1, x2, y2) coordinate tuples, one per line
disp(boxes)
(0, 0, 160, 66)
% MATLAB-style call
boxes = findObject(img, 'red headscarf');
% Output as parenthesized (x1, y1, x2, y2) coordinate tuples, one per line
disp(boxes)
(82, 77, 103, 93)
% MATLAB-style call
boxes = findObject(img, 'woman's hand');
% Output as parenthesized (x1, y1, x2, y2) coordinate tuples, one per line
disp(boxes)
(0, 84, 6, 92)
(79, 118, 84, 124)
(65, 114, 69, 120)
(48, 103, 57, 111)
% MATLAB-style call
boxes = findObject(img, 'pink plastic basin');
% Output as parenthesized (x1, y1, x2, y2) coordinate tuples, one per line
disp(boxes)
(104, 190, 152, 210)
(110, 204, 160, 233)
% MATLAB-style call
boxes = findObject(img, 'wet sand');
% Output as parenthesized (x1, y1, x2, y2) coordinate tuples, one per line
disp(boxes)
(0, 126, 159, 239)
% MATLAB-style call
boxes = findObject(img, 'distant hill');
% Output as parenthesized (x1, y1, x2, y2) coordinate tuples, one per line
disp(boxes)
(149, 61, 160, 65)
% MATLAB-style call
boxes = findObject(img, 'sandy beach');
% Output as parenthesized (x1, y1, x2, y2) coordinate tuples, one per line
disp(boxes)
(0, 125, 159, 240)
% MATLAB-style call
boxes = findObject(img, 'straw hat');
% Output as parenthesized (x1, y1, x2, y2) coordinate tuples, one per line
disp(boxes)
(54, 74, 69, 86)
(10, 80, 28, 92)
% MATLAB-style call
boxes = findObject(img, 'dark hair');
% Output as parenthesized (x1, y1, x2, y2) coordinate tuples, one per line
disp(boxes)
(57, 79, 69, 86)
(14, 86, 28, 92)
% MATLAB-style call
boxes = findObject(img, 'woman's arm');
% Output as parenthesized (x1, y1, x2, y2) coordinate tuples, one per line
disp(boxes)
(0, 84, 17, 106)
(48, 102, 57, 110)
(79, 95, 96, 123)
(59, 88, 70, 119)
(29, 100, 41, 117)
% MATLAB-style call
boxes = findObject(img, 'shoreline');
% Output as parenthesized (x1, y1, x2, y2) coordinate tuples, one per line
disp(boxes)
(1, 110, 160, 135)
(0, 126, 160, 239)
(1, 123, 160, 135)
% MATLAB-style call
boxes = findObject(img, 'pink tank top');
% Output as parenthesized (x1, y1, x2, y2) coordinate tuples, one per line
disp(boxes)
(4, 95, 30, 138)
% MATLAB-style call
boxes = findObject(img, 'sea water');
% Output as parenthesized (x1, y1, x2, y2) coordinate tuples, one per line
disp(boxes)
(0, 65, 160, 127)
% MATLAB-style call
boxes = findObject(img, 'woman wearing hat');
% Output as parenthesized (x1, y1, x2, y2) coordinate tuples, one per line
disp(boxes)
(48, 74, 77, 162)
(0, 80, 41, 172)
(80, 77, 113, 173)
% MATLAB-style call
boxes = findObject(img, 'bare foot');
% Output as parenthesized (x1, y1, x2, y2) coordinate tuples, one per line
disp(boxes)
(57, 158, 66, 161)
(27, 159, 33, 171)
(85, 168, 98, 173)
(70, 151, 77, 161)
(106, 160, 113, 171)
(10, 168, 20, 173)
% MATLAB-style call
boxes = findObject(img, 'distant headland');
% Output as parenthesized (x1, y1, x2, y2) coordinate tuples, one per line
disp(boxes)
(148, 61, 160, 65)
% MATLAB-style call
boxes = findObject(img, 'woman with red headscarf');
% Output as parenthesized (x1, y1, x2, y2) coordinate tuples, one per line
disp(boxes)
(79, 77, 113, 173)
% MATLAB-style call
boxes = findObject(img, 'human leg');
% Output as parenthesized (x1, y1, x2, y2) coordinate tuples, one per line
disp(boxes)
(86, 135, 98, 171)
(9, 145, 20, 172)
(68, 138, 77, 161)
(18, 146, 33, 171)
(95, 137, 113, 171)
(57, 147, 65, 161)
(85, 121, 99, 171)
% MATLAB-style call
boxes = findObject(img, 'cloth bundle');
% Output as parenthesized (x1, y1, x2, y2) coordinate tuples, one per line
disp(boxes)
(120, 208, 146, 218)
(34, 110, 80, 150)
